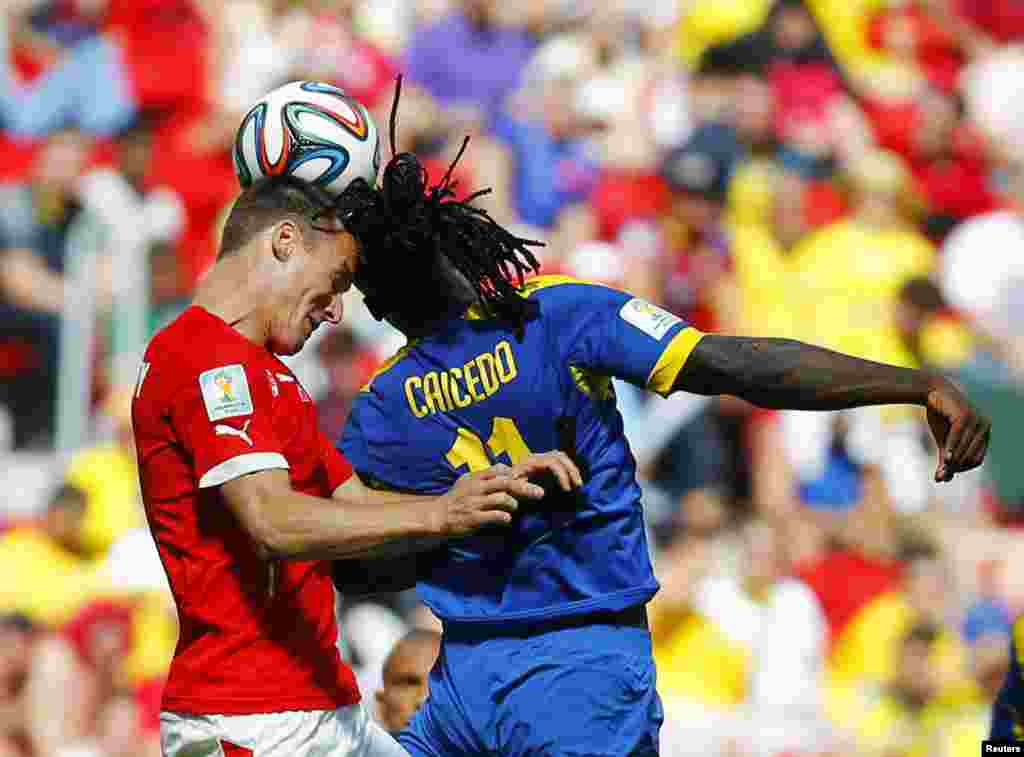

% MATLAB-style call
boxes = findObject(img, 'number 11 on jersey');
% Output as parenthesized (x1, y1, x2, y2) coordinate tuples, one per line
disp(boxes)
(446, 417, 532, 473)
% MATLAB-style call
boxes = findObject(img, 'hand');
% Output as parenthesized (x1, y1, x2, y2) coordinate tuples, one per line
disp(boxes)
(433, 466, 546, 537)
(925, 378, 991, 482)
(509, 451, 583, 493)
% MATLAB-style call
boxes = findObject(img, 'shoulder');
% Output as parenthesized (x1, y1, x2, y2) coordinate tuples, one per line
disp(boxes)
(518, 274, 624, 309)
(142, 309, 264, 402)
(358, 341, 419, 395)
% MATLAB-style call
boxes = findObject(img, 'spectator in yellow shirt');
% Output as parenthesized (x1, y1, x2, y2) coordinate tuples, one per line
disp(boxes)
(854, 623, 951, 757)
(931, 631, 1012, 757)
(0, 484, 97, 627)
(779, 149, 937, 505)
(790, 148, 935, 366)
(65, 388, 145, 560)
(827, 540, 976, 732)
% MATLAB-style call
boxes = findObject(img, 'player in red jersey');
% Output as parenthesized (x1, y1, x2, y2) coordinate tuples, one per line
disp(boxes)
(132, 177, 580, 757)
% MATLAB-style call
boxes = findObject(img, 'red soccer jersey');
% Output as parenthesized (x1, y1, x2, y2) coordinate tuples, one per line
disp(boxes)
(131, 306, 359, 715)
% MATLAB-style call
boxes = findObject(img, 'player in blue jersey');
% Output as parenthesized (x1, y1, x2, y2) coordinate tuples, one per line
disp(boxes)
(992, 616, 1024, 741)
(324, 87, 991, 756)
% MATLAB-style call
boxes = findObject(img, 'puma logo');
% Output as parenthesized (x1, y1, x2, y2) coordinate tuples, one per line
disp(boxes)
(215, 419, 253, 447)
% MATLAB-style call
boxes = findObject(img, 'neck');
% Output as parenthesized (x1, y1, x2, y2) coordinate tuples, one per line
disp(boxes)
(392, 296, 475, 339)
(193, 254, 270, 347)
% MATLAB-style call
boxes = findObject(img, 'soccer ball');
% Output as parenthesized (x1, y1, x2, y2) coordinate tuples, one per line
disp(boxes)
(233, 81, 381, 197)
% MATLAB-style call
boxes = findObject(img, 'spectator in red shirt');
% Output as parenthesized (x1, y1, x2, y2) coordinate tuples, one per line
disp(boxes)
(909, 91, 1003, 236)
(862, 86, 1001, 239)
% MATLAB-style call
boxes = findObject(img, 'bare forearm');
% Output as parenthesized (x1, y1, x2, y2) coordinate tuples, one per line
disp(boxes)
(271, 494, 439, 561)
(224, 472, 441, 561)
(673, 335, 934, 410)
(332, 479, 447, 559)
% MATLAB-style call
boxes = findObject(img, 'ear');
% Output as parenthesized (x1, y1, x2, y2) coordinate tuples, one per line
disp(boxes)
(271, 220, 301, 263)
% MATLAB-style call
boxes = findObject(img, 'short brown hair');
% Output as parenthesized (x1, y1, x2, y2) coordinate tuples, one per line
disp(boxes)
(218, 177, 338, 259)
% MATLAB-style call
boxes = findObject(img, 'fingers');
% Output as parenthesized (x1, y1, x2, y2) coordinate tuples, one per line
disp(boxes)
(942, 415, 966, 468)
(513, 452, 583, 491)
(543, 455, 572, 492)
(955, 422, 991, 473)
(552, 460, 577, 491)
(936, 416, 991, 481)
(952, 415, 981, 464)
(506, 477, 547, 500)
(481, 491, 520, 514)
(976, 432, 991, 469)
(467, 463, 513, 481)
(560, 451, 584, 488)
(472, 509, 513, 529)
(959, 434, 985, 472)
(474, 474, 545, 499)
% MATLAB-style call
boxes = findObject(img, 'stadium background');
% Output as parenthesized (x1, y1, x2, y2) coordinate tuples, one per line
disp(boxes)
(1, 0, 1023, 755)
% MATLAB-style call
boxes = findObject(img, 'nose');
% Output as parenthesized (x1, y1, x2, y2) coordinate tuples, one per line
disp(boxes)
(324, 294, 343, 325)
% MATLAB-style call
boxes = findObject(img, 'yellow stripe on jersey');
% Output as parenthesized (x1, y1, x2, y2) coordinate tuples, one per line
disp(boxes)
(360, 341, 419, 392)
(519, 274, 608, 296)
(466, 275, 611, 320)
(570, 366, 614, 401)
(647, 328, 706, 397)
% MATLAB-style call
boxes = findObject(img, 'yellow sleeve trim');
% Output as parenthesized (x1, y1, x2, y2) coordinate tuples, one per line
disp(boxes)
(647, 328, 705, 397)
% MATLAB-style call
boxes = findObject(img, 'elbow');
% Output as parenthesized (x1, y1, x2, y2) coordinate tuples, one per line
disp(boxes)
(248, 520, 304, 561)
(223, 470, 312, 560)
(251, 530, 288, 561)
(237, 493, 299, 561)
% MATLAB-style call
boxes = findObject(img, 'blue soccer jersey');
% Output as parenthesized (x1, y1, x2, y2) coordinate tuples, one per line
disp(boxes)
(339, 276, 704, 624)
(992, 616, 1024, 741)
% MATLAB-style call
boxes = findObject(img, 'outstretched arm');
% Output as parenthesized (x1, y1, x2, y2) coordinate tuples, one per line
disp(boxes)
(673, 335, 991, 481)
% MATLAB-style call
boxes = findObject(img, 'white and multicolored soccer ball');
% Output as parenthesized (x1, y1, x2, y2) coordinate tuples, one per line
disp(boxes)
(233, 81, 381, 196)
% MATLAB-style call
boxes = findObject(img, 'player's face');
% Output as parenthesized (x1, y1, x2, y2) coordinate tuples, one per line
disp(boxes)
(375, 642, 437, 734)
(268, 219, 358, 355)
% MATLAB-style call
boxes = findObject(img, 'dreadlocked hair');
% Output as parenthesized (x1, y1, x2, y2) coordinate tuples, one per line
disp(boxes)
(336, 77, 543, 338)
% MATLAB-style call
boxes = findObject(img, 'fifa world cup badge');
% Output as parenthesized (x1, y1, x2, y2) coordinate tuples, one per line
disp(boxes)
(620, 298, 682, 340)
(200, 364, 254, 421)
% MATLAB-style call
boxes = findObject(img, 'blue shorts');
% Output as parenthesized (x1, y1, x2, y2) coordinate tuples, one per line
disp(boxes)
(399, 610, 663, 756)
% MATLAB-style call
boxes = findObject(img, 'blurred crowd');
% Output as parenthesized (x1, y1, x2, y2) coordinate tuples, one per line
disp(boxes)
(1, 0, 1023, 755)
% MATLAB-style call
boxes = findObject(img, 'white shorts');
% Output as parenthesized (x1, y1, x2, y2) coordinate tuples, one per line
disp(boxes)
(160, 702, 409, 757)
